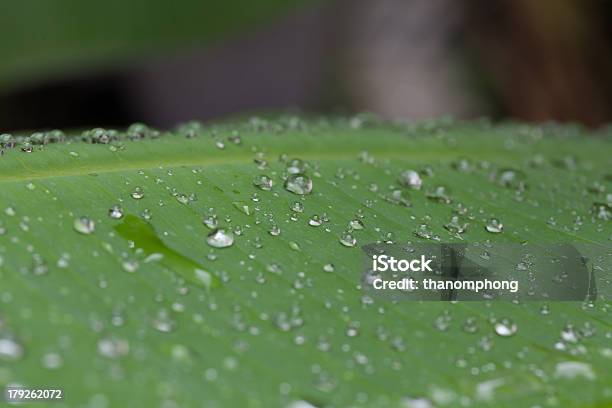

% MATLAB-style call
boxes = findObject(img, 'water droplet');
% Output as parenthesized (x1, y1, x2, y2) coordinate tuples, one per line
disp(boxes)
(253, 175, 273, 191)
(41, 352, 63, 369)
(399, 170, 422, 190)
(0, 336, 24, 361)
(286, 400, 318, 408)
(495, 168, 527, 189)
(554, 361, 595, 380)
(286, 158, 306, 174)
(130, 187, 144, 200)
(345, 322, 360, 337)
(284, 174, 313, 195)
(233, 201, 251, 216)
(152, 309, 176, 333)
(349, 219, 364, 230)
(323, 263, 335, 272)
(444, 215, 467, 234)
(339, 232, 357, 247)
(108, 205, 124, 219)
(591, 202, 611, 221)
(494, 318, 517, 337)
(269, 225, 281, 236)
(462, 317, 479, 333)
(121, 260, 140, 273)
(97, 336, 129, 359)
(176, 194, 189, 204)
(207, 229, 235, 248)
(291, 201, 304, 213)
(203, 214, 218, 229)
(289, 241, 301, 251)
(308, 215, 323, 227)
(401, 397, 433, 408)
(426, 186, 452, 204)
(4, 206, 16, 216)
(140, 208, 152, 220)
(73, 216, 95, 234)
(413, 224, 440, 241)
(485, 218, 504, 234)
(560, 324, 579, 343)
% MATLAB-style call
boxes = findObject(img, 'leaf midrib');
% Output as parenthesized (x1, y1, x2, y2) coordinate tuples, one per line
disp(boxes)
(1, 146, 516, 183)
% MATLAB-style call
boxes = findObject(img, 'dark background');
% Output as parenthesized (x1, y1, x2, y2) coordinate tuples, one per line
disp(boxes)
(2, 0, 612, 132)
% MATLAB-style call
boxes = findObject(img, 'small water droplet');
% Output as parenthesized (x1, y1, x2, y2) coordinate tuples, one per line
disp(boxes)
(444, 215, 467, 234)
(0, 336, 24, 361)
(41, 352, 63, 369)
(426, 185, 452, 204)
(308, 215, 323, 227)
(485, 218, 504, 234)
(122, 260, 140, 273)
(130, 187, 144, 200)
(291, 201, 304, 213)
(399, 170, 422, 190)
(97, 336, 130, 359)
(253, 175, 273, 191)
(494, 318, 517, 337)
(176, 193, 189, 204)
(152, 309, 176, 333)
(140, 208, 152, 220)
(269, 225, 281, 236)
(203, 214, 218, 229)
(108, 205, 124, 219)
(233, 201, 251, 216)
(554, 361, 595, 380)
(73, 216, 95, 234)
(323, 263, 335, 272)
(401, 397, 433, 408)
(349, 219, 364, 230)
(286, 158, 306, 174)
(339, 231, 357, 247)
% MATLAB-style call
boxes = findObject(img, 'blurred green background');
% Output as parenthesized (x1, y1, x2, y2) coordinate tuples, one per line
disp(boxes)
(2, 0, 612, 131)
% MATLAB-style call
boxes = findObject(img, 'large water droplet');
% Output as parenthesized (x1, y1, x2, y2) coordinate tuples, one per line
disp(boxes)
(285, 175, 313, 195)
